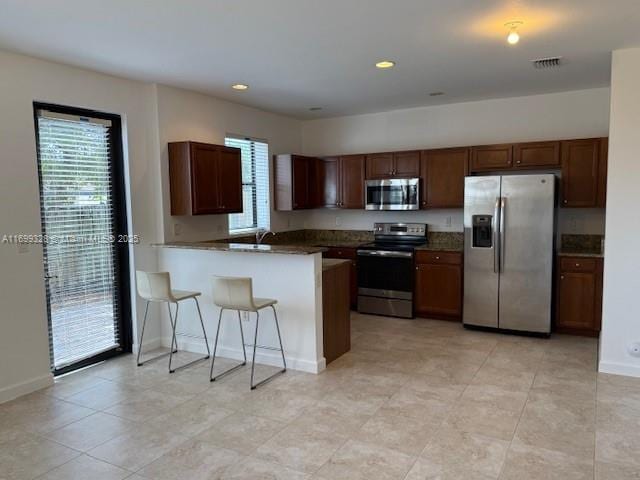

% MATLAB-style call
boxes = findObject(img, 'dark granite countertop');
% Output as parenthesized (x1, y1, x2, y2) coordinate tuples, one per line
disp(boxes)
(557, 251, 604, 258)
(557, 234, 604, 258)
(154, 242, 327, 255)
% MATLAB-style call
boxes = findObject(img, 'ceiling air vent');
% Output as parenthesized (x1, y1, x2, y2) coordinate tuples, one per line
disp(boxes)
(531, 56, 563, 69)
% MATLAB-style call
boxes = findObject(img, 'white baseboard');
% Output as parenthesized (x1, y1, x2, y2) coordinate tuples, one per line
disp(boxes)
(161, 336, 326, 374)
(133, 337, 162, 355)
(599, 361, 640, 378)
(0, 373, 54, 404)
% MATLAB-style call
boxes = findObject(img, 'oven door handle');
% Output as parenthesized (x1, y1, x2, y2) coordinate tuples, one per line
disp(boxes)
(357, 250, 413, 258)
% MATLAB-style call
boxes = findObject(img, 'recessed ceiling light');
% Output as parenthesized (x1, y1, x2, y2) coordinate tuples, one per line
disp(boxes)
(375, 60, 396, 69)
(309, 107, 323, 111)
(505, 21, 523, 45)
(231, 83, 249, 91)
(429, 92, 445, 97)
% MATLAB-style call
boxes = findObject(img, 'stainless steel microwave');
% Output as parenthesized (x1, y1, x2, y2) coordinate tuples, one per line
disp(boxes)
(365, 178, 420, 210)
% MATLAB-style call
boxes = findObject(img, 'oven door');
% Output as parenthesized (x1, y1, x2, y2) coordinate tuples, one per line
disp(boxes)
(356, 250, 414, 299)
(365, 178, 419, 210)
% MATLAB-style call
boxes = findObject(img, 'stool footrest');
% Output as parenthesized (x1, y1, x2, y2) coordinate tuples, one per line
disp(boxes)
(251, 368, 286, 390)
(169, 354, 210, 374)
(210, 360, 246, 382)
(137, 348, 178, 366)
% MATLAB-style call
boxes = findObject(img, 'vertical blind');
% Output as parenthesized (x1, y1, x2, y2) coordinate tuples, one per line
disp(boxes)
(36, 111, 121, 369)
(225, 136, 270, 232)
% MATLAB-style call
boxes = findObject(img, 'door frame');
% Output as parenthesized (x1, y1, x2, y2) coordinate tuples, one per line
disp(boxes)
(33, 102, 133, 376)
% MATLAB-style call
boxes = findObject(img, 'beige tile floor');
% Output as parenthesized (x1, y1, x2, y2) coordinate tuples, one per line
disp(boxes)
(1, 313, 639, 479)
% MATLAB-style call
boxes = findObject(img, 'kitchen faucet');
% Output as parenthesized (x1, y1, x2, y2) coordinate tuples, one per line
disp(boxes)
(256, 229, 275, 244)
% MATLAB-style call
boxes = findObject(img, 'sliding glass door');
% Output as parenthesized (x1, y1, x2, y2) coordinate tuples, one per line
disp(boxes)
(34, 103, 131, 375)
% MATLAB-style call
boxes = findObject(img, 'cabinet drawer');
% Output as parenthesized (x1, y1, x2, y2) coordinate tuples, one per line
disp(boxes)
(560, 257, 597, 272)
(416, 251, 462, 265)
(323, 247, 357, 260)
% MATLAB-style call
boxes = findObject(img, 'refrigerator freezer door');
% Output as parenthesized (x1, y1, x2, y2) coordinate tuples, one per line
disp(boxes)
(498, 174, 555, 333)
(463, 176, 501, 328)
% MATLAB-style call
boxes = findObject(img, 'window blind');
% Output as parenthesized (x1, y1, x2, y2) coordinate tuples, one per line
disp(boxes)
(225, 136, 270, 232)
(36, 111, 121, 370)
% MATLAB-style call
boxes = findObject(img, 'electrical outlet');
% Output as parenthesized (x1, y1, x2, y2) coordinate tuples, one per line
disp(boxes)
(173, 223, 182, 236)
(242, 311, 250, 322)
(628, 342, 640, 358)
(335, 216, 342, 227)
(445, 216, 452, 227)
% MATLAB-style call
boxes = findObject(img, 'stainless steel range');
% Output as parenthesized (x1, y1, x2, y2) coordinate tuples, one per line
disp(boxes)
(357, 222, 427, 318)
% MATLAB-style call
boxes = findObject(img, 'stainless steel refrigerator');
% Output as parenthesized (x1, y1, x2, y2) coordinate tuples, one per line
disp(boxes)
(463, 174, 555, 334)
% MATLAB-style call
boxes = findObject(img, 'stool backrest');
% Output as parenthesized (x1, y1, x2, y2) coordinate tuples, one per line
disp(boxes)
(212, 276, 255, 310)
(136, 271, 173, 302)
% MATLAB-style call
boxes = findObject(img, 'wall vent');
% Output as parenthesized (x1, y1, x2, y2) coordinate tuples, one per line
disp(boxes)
(531, 56, 563, 69)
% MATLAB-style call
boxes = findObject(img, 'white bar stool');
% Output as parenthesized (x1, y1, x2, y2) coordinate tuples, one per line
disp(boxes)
(135, 271, 210, 373)
(210, 276, 286, 390)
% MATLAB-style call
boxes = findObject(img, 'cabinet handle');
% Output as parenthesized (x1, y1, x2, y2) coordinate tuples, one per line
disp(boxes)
(561, 275, 564, 280)
(563, 200, 568, 204)
(435, 256, 440, 260)
(416, 267, 418, 270)
(575, 263, 580, 267)
(516, 160, 521, 164)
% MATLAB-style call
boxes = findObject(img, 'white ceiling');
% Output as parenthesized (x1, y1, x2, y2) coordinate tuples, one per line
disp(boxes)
(1, 0, 639, 119)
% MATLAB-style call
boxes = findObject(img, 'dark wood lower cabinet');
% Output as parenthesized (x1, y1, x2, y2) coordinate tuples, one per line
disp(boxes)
(322, 260, 351, 365)
(323, 247, 357, 308)
(555, 256, 603, 337)
(414, 251, 463, 320)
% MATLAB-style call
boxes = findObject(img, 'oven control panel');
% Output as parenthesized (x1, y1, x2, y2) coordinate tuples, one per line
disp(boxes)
(373, 222, 427, 236)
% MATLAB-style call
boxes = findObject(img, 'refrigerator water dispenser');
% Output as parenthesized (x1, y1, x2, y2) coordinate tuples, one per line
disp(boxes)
(472, 215, 493, 248)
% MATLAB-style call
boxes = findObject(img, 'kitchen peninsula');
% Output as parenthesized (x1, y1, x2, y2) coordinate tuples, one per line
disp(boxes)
(156, 240, 340, 374)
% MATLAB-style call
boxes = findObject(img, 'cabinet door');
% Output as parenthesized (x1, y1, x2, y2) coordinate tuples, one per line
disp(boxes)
(190, 143, 221, 214)
(421, 148, 468, 208)
(340, 155, 365, 208)
(318, 157, 339, 208)
(557, 271, 596, 331)
(597, 138, 608, 208)
(292, 155, 310, 209)
(470, 144, 513, 172)
(415, 263, 462, 317)
(366, 153, 394, 179)
(216, 146, 243, 213)
(561, 139, 599, 207)
(393, 151, 420, 177)
(513, 141, 560, 169)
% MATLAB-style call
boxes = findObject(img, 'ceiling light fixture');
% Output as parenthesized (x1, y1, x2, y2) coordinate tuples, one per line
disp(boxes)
(505, 21, 523, 45)
(375, 60, 396, 69)
(429, 92, 445, 97)
(231, 83, 249, 91)
(309, 107, 323, 111)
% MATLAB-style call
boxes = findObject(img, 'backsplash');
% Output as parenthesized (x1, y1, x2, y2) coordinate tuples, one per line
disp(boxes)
(560, 234, 604, 254)
(427, 232, 464, 250)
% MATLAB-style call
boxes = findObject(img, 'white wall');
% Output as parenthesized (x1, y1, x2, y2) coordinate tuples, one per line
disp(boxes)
(156, 85, 302, 242)
(599, 48, 640, 377)
(301, 88, 610, 233)
(0, 50, 163, 402)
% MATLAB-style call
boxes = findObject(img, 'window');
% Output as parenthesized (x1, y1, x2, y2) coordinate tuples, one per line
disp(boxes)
(225, 136, 270, 233)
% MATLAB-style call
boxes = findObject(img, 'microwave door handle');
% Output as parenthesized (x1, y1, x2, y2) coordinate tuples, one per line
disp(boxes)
(499, 197, 506, 273)
(493, 197, 500, 274)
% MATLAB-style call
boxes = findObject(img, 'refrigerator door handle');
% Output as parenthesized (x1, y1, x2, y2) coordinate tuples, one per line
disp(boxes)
(493, 197, 501, 273)
(500, 197, 506, 272)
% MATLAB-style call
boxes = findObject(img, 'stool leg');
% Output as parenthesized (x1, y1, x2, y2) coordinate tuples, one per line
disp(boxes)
(168, 300, 210, 373)
(210, 308, 247, 382)
(194, 297, 211, 359)
(136, 300, 150, 366)
(250, 311, 260, 390)
(250, 306, 287, 390)
(168, 302, 179, 373)
(272, 305, 287, 371)
(137, 300, 178, 367)
(237, 310, 247, 364)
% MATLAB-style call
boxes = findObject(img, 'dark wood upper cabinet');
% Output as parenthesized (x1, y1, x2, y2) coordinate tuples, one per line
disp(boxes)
(339, 155, 366, 208)
(555, 256, 603, 336)
(317, 157, 339, 208)
(597, 137, 608, 208)
(513, 141, 561, 169)
(366, 153, 394, 179)
(366, 151, 420, 178)
(169, 141, 242, 216)
(470, 144, 513, 172)
(393, 151, 420, 177)
(561, 139, 600, 207)
(274, 154, 320, 210)
(420, 148, 468, 208)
